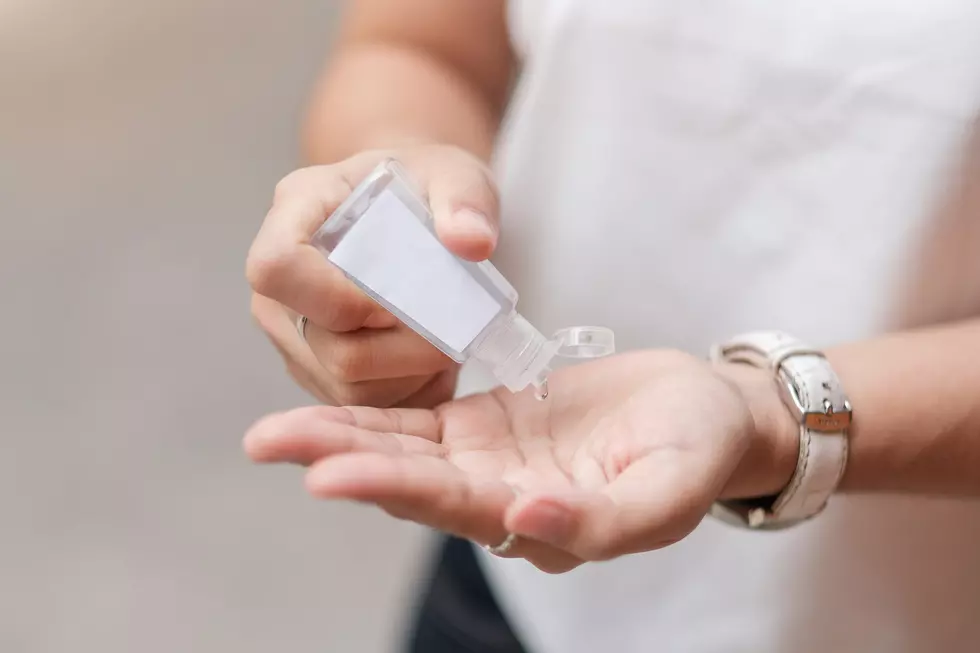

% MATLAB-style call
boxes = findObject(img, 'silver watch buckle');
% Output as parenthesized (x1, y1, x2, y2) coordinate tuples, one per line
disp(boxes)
(776, 359, 852, 433)
(712, 342, 853, 432)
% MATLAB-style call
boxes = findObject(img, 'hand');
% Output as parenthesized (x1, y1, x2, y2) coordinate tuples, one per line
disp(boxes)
(246, 145, 500, 408)
(244, 350, 798, 573)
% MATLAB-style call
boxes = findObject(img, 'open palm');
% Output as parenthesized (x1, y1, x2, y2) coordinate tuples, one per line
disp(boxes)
(245, 350, 762, 572)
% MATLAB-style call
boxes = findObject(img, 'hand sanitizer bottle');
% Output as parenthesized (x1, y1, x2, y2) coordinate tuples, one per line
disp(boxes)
(309, 159, 613, 396)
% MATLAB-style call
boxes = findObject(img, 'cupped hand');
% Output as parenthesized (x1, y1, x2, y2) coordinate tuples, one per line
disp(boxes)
(246, 144, 500, 408)
(244, 350, 796, 573)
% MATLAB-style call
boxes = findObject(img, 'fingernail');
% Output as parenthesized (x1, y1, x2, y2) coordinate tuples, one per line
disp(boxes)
(451, 208, 495, 240)
(512, 500, 574, 547)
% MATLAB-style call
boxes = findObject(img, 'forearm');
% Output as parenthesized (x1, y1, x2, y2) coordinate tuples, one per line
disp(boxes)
(743, 319, 980, 498)
(303, 45, 501, 163)
(827, 318, 980, 495)
(301, 1, 514, 164)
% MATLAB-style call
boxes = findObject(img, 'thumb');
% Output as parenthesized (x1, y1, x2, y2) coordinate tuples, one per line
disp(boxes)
(504, 453, 729, 561)
(424, 159, 500, 262)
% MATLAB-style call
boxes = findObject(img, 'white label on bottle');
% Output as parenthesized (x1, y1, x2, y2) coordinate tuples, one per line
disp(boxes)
(328, 188, 501, 354)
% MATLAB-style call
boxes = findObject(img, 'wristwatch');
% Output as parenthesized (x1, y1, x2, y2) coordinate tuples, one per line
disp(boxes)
(708, 331, 852, 530)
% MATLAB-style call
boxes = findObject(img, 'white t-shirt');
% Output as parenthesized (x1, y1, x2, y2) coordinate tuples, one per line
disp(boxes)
(457, 1, 980, 651)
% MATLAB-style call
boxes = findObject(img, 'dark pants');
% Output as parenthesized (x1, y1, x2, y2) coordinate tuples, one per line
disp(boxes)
(403, 536, 529, 653)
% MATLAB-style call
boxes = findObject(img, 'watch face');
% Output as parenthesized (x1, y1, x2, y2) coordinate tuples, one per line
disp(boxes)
(710, 332, 848, 529)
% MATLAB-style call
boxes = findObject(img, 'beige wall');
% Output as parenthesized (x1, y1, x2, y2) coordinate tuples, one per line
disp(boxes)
(1, 2, 429, 651)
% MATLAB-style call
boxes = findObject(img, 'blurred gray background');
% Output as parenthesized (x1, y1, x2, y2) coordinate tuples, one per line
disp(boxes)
(1, 1, 431, 651)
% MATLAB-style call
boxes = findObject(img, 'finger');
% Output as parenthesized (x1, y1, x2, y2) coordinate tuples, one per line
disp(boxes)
(339, 406, 441, 440)
(243, 407, 446, 465)
(326, 374, 441, 409)
(305, 452, 511, 545)
(283, 358, 331, 405)
(505, 452, 721, 561)
(246, 154, 393, 332)
(408, 152, 500, 262)
(255, 307, 326, 402)
(250, 229, 381, 333)
(252, 293, 350, 403)
(396, 368, 459, 409)
(306, 322, 453, 383)
(252, 295, 439, 405)
(305, 451, 581, 571)
(252, 404, 441, 444)
(251, 292, 327, 384)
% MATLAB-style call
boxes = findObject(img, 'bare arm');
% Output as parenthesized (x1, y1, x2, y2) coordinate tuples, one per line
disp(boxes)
(747, 318, 980, 497)
(827, 318, 980, 495)
(302, 0, 515, 163)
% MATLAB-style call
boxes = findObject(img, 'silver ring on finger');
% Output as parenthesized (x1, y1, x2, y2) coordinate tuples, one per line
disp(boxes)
(484, 483, 520, 557)
(485, 532, 518, 556)
(296, 314, 309, 344)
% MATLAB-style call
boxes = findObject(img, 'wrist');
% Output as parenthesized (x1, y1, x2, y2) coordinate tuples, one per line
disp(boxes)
(715, 362, 799, 500)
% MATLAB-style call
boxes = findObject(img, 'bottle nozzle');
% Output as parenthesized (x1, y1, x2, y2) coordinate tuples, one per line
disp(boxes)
(470, 315, 616, 396)
(470, 313, 559, 394)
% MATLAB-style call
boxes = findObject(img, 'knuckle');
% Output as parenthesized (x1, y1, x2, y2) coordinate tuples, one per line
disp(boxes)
(273, 167, 319, 203)
(352, 148, 393, 168)
(245, 245, 295, 297)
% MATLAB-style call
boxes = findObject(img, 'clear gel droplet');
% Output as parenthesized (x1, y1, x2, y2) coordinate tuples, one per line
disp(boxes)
(527, 327, 614, 402)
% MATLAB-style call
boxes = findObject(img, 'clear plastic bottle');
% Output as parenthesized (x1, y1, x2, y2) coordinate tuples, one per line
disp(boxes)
(310, 159, 612, 394)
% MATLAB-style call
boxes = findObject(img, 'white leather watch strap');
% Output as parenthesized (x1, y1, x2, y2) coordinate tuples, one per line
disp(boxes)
(710, 331, 851, 529)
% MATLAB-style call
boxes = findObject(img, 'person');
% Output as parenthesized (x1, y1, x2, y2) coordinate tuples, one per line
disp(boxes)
(244, 1, 980, 651)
